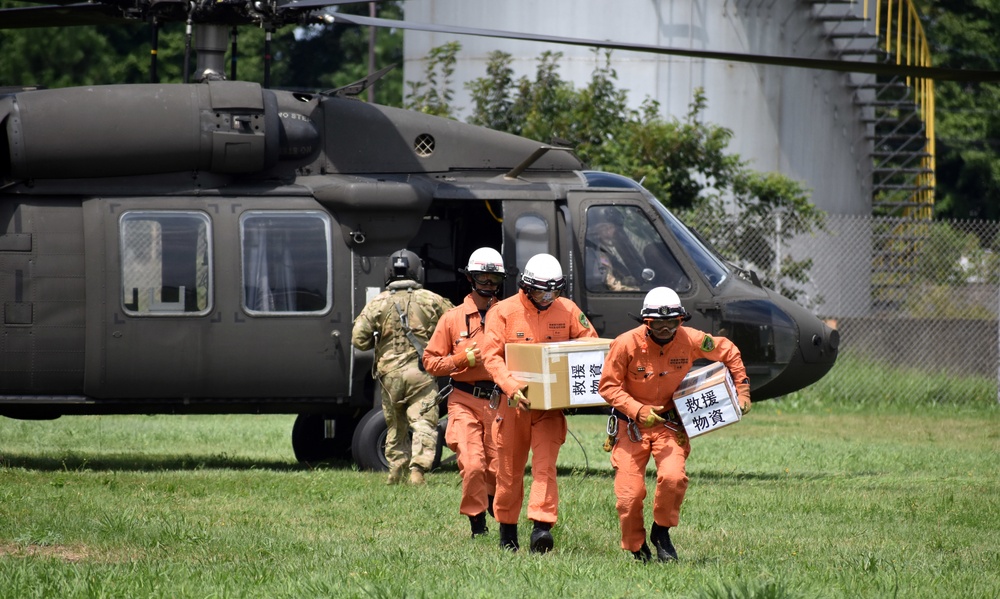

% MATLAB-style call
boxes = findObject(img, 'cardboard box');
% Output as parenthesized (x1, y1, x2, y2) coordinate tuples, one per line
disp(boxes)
(672, 362, 741, 438)
(505, 339, 614, 410)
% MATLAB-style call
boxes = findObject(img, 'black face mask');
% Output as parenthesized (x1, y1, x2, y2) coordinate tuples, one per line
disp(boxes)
(474, 284, 501, 299)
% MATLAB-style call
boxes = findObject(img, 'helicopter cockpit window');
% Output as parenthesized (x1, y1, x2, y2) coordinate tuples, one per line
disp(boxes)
(649, 201, 729, 288)
(240, 211, 331, 315)
(584, 205, 691, 293)
(120, 211, 212, 316)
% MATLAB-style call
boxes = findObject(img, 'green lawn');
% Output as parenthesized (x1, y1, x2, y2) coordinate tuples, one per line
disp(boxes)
(2, 397, 998, 598)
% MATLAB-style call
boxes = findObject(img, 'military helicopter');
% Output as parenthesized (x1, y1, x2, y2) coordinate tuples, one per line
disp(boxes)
(14, 0, 992, 469)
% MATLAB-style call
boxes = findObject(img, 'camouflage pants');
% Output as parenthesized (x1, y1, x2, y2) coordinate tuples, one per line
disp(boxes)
(379, 363, 439, 473)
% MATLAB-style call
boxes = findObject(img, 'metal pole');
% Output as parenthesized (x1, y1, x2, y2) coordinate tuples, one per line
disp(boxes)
(368, 2, 377, 103)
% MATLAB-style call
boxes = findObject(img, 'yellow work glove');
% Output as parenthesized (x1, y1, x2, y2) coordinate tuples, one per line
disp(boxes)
(736, 383, 751, 415)
(637, 405, 666, 428)
(510, 388, 530, 411)
(451, 343, 480, 369)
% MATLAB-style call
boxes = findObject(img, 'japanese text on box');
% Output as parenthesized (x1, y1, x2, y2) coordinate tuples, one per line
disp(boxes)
(567, 350, 604, 407)
(682, 387, 733, 433)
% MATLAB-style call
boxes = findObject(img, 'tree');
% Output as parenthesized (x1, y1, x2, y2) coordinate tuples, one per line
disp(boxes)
(915, 0, 1000, 220)
(404, 41, 460, 118)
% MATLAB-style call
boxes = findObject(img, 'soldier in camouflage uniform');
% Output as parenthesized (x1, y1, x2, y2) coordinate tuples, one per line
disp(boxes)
(352, 249, 454, 485)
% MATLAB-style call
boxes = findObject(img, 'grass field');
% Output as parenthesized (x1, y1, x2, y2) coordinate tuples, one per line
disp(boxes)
(2, 391, 999, 598)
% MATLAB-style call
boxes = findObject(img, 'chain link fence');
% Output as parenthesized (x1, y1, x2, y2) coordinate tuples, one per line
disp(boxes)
(696, 213, 1000, 404)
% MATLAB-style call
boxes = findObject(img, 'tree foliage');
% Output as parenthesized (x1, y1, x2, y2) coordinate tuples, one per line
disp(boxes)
(404, 41, 460, 118)
(916, 0, 1000, 220)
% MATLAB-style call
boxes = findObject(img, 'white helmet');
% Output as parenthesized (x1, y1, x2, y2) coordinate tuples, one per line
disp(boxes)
(520, 253, 566, 291)
(641, 287, 689, 320)
(464, 247, 505, 274)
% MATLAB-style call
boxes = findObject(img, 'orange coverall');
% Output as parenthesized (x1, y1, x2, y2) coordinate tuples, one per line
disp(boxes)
(423, 294, 497, 519)
(599, 324, 748, 552)
(481, 291, 597, 526)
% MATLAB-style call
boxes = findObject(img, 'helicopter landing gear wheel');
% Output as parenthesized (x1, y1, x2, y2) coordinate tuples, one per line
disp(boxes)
(351, 407, 390, 471)
(349, 407, 448, 472)
(291, 413, 360, 464)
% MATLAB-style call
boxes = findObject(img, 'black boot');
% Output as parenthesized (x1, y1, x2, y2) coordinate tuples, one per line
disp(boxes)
(650, 523, 678, 562)
(529, 521, 554, 554)
(487, 495, 495, 519)
(469, 513, 488, 538)
(632, 541, 652, 562)
(499, 523, 519, 552)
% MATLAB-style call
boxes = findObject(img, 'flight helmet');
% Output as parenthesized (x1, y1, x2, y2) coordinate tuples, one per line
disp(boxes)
(385, 249, 424, 285)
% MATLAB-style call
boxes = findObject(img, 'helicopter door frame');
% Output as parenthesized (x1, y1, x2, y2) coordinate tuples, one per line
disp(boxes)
(565, 190, 707, 337)
(498, 200, 563, 299)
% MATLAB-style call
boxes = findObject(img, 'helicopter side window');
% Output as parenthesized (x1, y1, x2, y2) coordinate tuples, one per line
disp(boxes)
(513, 213, 549, 273)
(240, 211, 331, 315)
(120, 211, 212, 316)
(584, 205, 691, 293)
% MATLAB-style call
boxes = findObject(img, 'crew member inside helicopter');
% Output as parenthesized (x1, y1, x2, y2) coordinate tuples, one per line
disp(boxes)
(585, 206, 645, 292)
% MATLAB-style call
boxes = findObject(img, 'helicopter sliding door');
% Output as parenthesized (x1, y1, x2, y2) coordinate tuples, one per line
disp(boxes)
(84, 197, 350, 403)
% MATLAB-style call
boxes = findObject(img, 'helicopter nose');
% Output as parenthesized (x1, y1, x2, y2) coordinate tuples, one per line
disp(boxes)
(763, 311, 840, 398)
(801, 318, 840, 366)
(732, 291, 840, 400)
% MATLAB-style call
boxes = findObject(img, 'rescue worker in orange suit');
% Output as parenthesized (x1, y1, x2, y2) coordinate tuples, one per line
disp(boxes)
(423, 247, 507, 539)
(599, 287, 751, 562)
(481, 253, 598, 553)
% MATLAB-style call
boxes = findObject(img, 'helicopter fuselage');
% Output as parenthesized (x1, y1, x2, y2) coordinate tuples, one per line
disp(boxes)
(0, 81, 839, 465)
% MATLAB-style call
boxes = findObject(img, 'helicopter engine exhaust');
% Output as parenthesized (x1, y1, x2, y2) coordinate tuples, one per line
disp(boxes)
(0, 80, 304, 180)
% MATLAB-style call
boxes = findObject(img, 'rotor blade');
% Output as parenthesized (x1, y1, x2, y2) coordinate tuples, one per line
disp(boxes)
(277, 0, 396, 11)
(331, 13, 1000, 83)
(4, 0, 90, 5)
(0, 3, 132, 28)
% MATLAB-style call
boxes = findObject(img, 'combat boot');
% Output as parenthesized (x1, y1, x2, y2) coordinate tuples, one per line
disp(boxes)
(632, 541, 652, 562)
(469, 513, 488, 538)
(499, 523, 519, 552)
(409, 466, 426, 485)
(386, 465, 404, 485)
(650, 523, 678, 562)
(487, 494, 495, 519)
(529, 521, 554, 554)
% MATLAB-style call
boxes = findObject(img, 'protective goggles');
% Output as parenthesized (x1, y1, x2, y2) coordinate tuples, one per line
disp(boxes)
(645, 317, 682, 332)
(471, 273, 505, 286)
(528, 288, 561, 302)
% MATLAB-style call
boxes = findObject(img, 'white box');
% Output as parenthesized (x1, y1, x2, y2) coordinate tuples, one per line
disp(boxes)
(672, 362, 741, 438)
(505, 339, 613, 410)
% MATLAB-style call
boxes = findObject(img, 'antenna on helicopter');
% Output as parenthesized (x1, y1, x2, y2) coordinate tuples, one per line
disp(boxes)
(323, 63, 396, 98)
